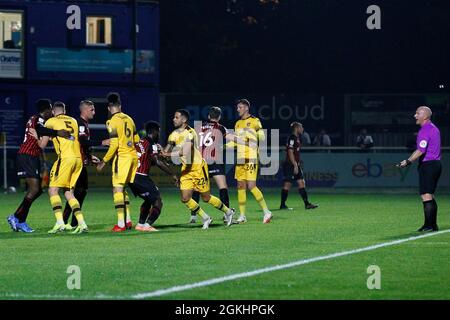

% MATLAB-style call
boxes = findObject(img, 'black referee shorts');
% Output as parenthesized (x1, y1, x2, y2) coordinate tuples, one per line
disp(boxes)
(418, 160, 442, 195)
(17, 153, 41, 179)
(282, 162, 304, 182)
(129, 174, 160, 203)
(75, 166, 89, 190)
(208, 163, 226, 177)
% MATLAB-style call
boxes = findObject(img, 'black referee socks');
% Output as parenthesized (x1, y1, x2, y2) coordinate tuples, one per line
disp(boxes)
(422, 200, 437, 227)
(431, 198, 438, 227)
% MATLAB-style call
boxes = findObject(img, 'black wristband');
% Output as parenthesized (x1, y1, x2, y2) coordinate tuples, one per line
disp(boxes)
(406, 159, 412, 166)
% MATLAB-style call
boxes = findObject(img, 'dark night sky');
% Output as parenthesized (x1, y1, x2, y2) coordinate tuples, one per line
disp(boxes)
(160, 0, 450, 94)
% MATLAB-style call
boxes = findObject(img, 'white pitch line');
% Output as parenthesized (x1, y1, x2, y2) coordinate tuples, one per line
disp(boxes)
(132, 229, 450, 299)
(0, 292, 124, 300)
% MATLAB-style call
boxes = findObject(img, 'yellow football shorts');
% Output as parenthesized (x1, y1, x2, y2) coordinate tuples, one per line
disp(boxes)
(180, 160, 210, 193)
(234, 162, 258, 181)
(112, 155, 138, 187)
(49, 157, 83, 189)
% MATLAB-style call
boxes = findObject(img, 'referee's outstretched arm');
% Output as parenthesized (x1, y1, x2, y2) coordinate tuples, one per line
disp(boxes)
(398, 149, 423, 168)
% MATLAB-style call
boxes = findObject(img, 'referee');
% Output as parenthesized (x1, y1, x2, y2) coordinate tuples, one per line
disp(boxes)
(398, 106, 441, 232)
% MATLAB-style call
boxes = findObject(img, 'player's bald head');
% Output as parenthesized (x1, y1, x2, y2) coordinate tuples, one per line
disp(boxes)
(417, 106, 432, 119)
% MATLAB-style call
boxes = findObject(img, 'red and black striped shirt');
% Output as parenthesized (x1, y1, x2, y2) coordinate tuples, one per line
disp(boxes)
(135, 137, 158, 176)
(197, 120, 228, 164)
(77, 117, 91, 166)
(18, 115, 45, 157)
(285, 134, 301, 163)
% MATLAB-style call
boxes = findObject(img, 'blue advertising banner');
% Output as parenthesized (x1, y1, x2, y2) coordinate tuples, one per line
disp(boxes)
(37, 47, 155, 74)
(258, 152, 449, 188)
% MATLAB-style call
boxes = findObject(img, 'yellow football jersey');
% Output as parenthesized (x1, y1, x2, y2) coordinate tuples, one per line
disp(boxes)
(167, 126, 203, 172)
(45, 115, 81, 159)
(104, 112, 139, 163)
(234, 115, 264, 160)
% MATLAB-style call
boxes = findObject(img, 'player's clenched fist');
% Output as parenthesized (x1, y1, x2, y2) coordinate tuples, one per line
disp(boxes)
(96, 161, 106, 172)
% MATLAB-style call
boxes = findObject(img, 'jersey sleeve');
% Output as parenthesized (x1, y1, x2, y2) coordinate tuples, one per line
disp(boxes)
(37, 118, 58, 137)
(150, 143, 159, 156)
(286, 135, 296, 149)
(219, 124, 228, 136)
(185, 131, 195, 143)
(78, 120, 88, 138)
(167, 132, 177, 147)
(255, 119, 265, 141)
(106, 118, 119, 138)
(417, 130, 429, 153)
(44, 118, 54, 129)
(134, 133, 140, 144)
(103, 118, 119, 163)
(254, 118, 263, 131)
(131, 119, 140, 144)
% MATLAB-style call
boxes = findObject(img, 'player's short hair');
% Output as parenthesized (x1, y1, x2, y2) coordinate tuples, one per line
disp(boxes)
(107, 92, 121, 107)
(80, 100, 94, 107)
(208, 106, 222, 120)
(176, 109, 190, 121)
(36, 99, 52, 113)
(290, 122, 302, 131)
(53, 101, 66, 110)
(145, 121, 160, 134)
(236, 99, 251, 108)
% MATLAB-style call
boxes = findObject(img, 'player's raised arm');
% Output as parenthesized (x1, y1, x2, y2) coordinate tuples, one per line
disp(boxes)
(160, 133, 177, 158)
(224, 131, 246, 145)
(36, 125, 71, 139)
(398, 149, 423, 168)
(156, 158, 178, 185)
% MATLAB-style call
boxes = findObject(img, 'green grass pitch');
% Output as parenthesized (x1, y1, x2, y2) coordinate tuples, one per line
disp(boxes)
(0, 189, 449, 300)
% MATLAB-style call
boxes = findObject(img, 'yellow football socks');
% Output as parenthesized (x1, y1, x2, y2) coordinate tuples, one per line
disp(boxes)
(207, 195, 229, 213)
(184, 198, 209, 219)
(250, 187, 268, 211)
(237, 189, 246, 216)
(113, 192, 125, 228)
(50, 195, 64, 224)
(68, 198, 85, 225)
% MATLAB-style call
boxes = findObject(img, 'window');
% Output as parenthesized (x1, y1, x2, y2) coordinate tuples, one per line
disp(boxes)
(0, 11, 23, 78)
(86, 16, 112, 46)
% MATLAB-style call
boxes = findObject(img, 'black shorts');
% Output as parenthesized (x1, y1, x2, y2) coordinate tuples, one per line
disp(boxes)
(75, 166, 89, 190)
(282, 162, 304, 182)
(418, 160, 442, 195)
(17, 153, 41, 179)
(208, 163, 226, 177)
(129, 174, 160, 203)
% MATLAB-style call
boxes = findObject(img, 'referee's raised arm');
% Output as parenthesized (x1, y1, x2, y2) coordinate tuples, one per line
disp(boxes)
(397, 106, 442, 232)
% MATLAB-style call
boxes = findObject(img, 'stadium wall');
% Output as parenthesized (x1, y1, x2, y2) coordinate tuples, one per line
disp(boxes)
(0, 0, 160, 147)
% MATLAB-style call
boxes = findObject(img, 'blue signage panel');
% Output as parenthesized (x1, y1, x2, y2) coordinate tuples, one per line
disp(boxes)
(0, 92, 24, 146)
(37, 47, 155, 74)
